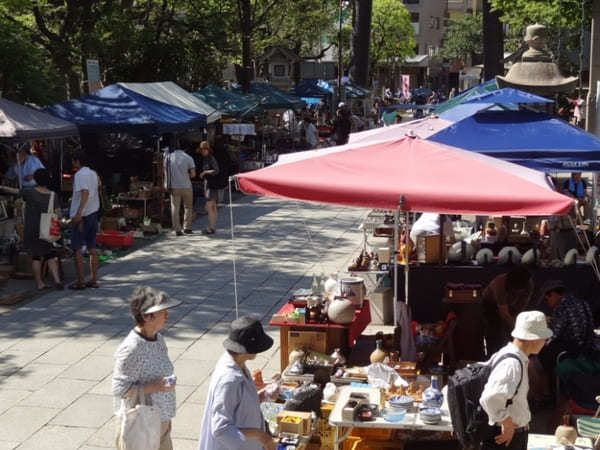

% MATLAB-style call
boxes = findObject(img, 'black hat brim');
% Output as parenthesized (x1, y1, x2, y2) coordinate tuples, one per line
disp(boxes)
(223, 333, 274, 355)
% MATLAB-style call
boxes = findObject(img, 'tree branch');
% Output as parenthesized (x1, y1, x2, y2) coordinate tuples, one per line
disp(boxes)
(302, 43, 334, 60)
(32, 6, 61, 43)
(252, 0, 282, 27)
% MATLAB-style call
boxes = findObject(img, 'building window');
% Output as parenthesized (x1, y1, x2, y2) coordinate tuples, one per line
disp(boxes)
(273, 64, 286, 77)
(404, 0, 420, 3)
(410, 12, 420, 23)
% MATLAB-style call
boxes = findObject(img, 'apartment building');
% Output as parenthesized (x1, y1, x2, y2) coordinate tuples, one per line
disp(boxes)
(401, 0, 482, 90)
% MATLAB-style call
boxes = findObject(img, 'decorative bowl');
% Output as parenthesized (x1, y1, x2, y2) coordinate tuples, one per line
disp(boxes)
(382, 407, 407, 423)
(388, 395, 414, 410)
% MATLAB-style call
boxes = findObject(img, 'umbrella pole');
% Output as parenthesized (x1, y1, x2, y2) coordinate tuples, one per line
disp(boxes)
(229, 177, 239, 318)
(405, 211, 410, 307)
(393, 208, 399, 325)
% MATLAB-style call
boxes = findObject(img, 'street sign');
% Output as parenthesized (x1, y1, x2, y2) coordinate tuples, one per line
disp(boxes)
(86, 59, 102, 93)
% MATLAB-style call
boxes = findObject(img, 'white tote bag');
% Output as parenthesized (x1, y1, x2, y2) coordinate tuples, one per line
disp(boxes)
(39, 192, 60, 243)
(117, 386, 161, 450)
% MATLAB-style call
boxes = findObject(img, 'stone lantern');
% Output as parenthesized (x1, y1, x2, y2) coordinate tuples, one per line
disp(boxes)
(496, 23, 578, 95)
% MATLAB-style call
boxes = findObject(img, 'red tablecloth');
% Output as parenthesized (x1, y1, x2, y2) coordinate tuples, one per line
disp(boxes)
(269, 299, 371, 348)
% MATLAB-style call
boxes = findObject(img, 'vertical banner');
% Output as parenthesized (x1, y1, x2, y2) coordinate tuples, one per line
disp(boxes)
(402, 75, 410, 99)
(86, 59, 102, 93)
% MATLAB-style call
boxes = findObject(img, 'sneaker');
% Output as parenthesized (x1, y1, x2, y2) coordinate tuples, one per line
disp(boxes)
(175, 231, 184, 236)
(184, 229, 193, 234)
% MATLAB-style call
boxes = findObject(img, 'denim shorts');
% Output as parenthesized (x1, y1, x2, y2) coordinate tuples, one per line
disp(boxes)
(71, 212, 98, 250)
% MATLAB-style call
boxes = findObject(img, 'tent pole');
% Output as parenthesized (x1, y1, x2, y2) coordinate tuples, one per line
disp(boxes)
(593, 173, 597, 232)
(229, 177, 239, 318)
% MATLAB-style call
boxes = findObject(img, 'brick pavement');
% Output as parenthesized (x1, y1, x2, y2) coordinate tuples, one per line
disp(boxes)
(0, 195, 370, 449)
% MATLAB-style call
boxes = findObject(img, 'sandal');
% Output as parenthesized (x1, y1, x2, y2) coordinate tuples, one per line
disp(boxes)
(68, 283, 86, 290)
(201, 228, 215, 235)
(55, 283, 64, 290)
(85, 281, 99, 289)
(37, 285, 51, 291)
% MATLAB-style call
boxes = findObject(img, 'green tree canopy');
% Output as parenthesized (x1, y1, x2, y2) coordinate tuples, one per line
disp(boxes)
(370, 0, 415, 70)
(440, 13, 483, 62)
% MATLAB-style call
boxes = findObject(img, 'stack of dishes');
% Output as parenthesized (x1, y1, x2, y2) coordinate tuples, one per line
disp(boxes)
(388, 395, 414, 411)
(420, 407, 442, 425)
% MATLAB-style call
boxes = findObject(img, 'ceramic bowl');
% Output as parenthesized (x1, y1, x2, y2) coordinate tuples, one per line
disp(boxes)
(388, 395, 414, 410)
(420, 407, 442, 424)
(381, 407, 406, 423)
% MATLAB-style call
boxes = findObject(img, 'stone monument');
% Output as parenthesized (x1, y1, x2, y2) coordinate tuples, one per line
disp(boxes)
(497, 23, 578, 95)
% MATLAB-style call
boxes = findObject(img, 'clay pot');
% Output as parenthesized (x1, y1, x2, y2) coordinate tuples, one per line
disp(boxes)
(327, 297, 355, 324)
(555, 416, 577, 445)
(370, 339, 386, 364)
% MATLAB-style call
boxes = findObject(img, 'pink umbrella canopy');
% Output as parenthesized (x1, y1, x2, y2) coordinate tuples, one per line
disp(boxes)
(237, 136, 572, 216)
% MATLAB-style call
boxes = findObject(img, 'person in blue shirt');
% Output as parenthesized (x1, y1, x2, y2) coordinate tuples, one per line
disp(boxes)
(4, 148, 44, 187)
(198, 315, 275, 450)
(561, 172, 590, 220)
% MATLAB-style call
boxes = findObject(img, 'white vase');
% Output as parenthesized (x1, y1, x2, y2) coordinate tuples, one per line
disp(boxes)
(327, 297, 355, 324)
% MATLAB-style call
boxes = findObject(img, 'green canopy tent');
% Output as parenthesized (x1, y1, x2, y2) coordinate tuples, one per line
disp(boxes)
(194, 85, 262, 117)
(233, 83, 306, 110)
(433, 79, 499, 115)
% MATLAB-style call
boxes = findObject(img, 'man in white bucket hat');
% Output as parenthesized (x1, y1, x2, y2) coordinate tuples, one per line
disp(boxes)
(479, 311, 552, 450)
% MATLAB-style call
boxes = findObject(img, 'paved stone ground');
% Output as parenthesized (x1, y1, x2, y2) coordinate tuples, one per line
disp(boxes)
(0, 195, 372, 450)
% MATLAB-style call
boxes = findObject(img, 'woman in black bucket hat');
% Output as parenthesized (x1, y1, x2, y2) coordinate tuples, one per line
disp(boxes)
(197, 315, 275, 450)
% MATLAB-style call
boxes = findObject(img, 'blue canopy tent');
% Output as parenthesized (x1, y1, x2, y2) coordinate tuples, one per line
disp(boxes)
(428, 110, 600, 172)
(438, 87, 552, 122)
(194, 84, 260, 117)
(292, 79, 332, 98)
(46, 84, 207, 135)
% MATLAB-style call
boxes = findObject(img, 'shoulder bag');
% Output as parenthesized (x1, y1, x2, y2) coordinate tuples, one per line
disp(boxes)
(39, 192, 61, 243)
(116, 385, 161, 450)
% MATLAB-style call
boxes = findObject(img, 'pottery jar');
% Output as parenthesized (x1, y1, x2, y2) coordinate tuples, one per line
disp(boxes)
(327, 297, 355, 324)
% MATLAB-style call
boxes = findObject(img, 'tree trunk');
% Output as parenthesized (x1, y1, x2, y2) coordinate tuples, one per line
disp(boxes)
(238, 0, 253, 92)
(482, 0, 503, 80)
(349, 0, 372, 88)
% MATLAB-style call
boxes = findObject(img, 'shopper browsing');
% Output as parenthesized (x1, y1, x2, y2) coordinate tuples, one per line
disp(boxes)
(163, 133, 196, 236)
(197, 315, 276, 450)
(479, 311, 551, 450)
(197, 141, 219, 235)
(69, 151, 100, 290)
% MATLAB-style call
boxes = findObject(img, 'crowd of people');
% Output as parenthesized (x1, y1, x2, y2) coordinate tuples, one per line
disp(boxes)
(0, 131, 233, 292)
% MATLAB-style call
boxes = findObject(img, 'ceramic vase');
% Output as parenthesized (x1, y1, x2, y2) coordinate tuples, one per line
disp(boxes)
(422, 375, 444, 408)
(327, 297, 355, 324)
(370, 339, 387, 364)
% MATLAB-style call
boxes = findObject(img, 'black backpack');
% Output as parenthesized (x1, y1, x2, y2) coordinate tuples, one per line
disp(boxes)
(447, 353, 523, 449)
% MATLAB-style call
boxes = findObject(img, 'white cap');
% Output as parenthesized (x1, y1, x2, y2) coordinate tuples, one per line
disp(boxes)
(338, 102, 345, 108)
(511, 311, 553, 340)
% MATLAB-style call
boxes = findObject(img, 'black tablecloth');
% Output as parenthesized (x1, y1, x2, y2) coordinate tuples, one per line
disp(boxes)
(398, 263, 600, 323)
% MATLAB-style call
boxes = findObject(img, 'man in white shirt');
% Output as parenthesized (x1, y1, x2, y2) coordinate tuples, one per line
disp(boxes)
(163, 134, 196, 236)
(69, 151, 101, 290)
(304, 117, 318, 149)
(479, 311, 551, 450)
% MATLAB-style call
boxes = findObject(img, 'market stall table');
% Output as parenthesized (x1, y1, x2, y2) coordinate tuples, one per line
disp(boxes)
(269, 300, 371, 371)
(329, 386, 453, 450)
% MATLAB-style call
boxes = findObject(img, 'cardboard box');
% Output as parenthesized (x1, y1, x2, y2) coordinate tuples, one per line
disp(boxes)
(288, 330, 326, 354)
(416, 234, 443, 263)
(101, 217, 121, 231)
(277, 411, 312, 435)
(369, 287, 393, 325)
